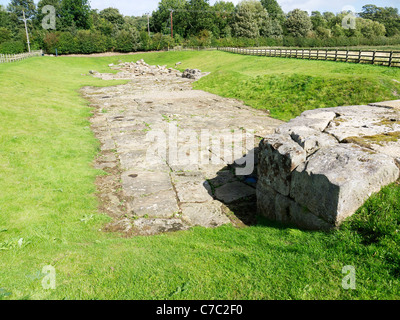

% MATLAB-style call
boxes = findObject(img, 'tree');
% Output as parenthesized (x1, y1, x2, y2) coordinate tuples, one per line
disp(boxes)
(212, 1, 235, 38)
(35, 0, 62, 30)
(60, 0, 91, 30)
(8, 0, 36, 19)
(260, 0, 284, 21)
(310, 11, 327, 30)
(284, 9, 313, 37)
(359, 5, 400, 36)
(357, 18, 386, 38)
(232, 0, 269, 38)
(185, 0, 213, 36)
(115, 28, 140, 52)
(260, 18, 283, 38)
(0, 27, 12, 44)
(0, 5, 12, 29)
(151, 0, 188, 37)
(91, 10, 115, 36)
(99, 8, 125, 29)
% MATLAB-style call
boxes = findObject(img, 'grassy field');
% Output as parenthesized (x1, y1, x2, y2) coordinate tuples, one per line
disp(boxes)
(133, 50, 400, 121)
(0, 51, 399, 300)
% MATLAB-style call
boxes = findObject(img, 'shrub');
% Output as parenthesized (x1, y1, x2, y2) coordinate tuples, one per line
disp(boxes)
(114, 29, 140, 52)
(0, 40, 26, 54)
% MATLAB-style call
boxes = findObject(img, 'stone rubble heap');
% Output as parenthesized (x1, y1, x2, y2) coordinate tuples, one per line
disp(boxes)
(91, 59, 210, 81)
(182, 68, 207, 80)
(257, 101, 400, 230)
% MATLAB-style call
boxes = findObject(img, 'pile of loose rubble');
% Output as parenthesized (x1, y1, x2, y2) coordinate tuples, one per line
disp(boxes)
(90, 59, 209, 81)
(257, 101, 400, 230)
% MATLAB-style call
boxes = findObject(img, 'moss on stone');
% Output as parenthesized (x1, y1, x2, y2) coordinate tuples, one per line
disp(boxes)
(344, 131, 400, 148)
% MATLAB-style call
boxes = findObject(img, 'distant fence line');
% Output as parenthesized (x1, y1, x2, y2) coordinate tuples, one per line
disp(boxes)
(168, 46, 218, 52)
(218, 47, 400, 68)
(0, 50, 43, 64)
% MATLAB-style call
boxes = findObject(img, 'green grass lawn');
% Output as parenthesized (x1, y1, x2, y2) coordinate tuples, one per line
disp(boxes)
(133, 50, 400, 121)
(0, 52, 399, 300)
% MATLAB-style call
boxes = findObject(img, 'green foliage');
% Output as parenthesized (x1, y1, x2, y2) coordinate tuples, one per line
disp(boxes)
(360, 5, 400, 37)
(0, 40, 25, 53)
(285, 9, 313, 38)
(151, 0, 188, 37)
(7, 0, 37, 19)
(1, 0, 400, 55)
(0, 27, 12, 44)
(232, 0, 269, 38)
(114, 29, 140, 52)
(60, 0, 91, 30)
(99, 7, 125, 29)
(260, 0, 284, 21)
(185, 0, 214, 36)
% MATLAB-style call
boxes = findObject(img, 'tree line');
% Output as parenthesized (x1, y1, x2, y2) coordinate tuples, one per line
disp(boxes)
(0, 0, 400, 54)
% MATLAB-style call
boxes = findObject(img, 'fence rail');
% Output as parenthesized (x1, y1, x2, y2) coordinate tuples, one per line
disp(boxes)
(0, 50, 43, 64)
(218, 47, 400, 68)
(169, 46, 218, 52)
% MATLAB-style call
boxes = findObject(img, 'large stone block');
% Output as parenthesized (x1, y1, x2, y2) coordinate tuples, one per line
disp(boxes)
(257, 103, 400, 230)
(290, 144, 400, 225)
(258, 134, 307, 196)
(257, 183, 332, 230)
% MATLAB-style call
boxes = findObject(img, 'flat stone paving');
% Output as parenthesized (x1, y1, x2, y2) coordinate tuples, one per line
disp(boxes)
(82, 61, 282, 236)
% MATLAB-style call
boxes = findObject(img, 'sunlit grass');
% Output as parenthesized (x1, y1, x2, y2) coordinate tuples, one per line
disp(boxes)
(0, 53, 399, 300)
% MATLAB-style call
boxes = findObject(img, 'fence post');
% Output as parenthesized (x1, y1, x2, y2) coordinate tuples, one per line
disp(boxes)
(389, 51, 393, 67)
(372, 51, 376, 65)
(358, 50, 362, 63)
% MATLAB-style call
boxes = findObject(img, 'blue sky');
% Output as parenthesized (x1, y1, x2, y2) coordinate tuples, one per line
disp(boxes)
(0, 0, 399, 16)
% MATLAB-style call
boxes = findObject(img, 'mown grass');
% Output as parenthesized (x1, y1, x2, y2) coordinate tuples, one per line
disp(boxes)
(0, 52, 399, 300)
(130, 50, 400, 121)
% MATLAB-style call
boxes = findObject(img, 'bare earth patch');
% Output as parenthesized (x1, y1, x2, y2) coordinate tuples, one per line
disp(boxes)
(82, 60, 283, 236)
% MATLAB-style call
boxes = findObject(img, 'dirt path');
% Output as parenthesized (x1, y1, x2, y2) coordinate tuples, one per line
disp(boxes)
(81, 60, 283, 236)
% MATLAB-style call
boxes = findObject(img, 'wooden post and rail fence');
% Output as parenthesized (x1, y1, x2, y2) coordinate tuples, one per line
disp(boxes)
(0, 50, 43, 64)
(217, 47, 400, 68)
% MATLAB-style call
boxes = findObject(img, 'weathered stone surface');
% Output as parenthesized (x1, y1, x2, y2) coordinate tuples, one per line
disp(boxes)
(324, 106, 400, 142)
(276, 110, 336, 134)
(122, 171, 173, 197)
(133, 218, 189, 236)
(257, 103, 400, 230)
(215, 181, 256, 204)
(290, 126, 338, 156)
(369, 99, 400, 111)
(84, 59, 282, 235)
(290, 144, 399, 225)
(181, 201, 231, 228)
(127, 189, 179, 218)
(175, 179, 214, 203)
(258, 134, 307, 196)
(182, 68, 209, 80)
